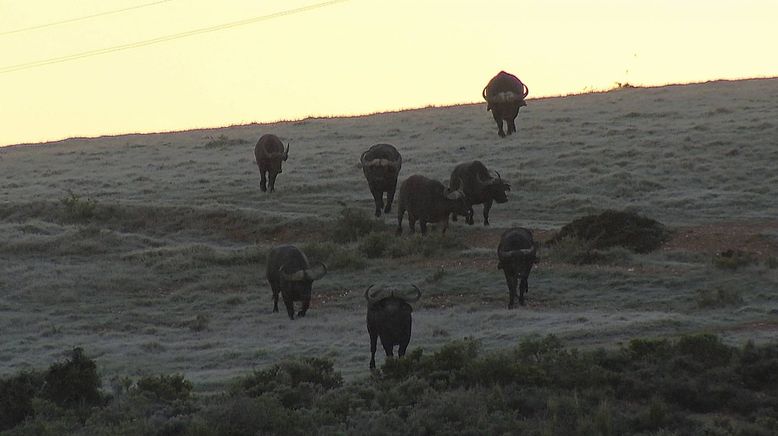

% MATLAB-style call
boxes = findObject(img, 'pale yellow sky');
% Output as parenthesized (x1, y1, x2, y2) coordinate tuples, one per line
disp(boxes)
(1, 0, 776, 146)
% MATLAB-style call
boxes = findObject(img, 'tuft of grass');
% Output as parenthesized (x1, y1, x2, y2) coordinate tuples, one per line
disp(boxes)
(132, 374, 193, 402)
(331, 206, 384, 243)
(204, 134, 249, 149)
(302, 241, 366, 270)
(61, 190, 97, 222)
(183, 314, 210, 332)
(712, 249, 757, 270)
(695, 287, 744, 308)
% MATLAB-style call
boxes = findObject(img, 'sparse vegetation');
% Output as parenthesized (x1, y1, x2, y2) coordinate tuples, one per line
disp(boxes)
(695, 287, 744, 308)
(712, 249, 758, 270)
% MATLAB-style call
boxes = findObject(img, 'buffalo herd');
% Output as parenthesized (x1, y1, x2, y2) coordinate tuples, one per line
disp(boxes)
(257, 72, 533, 368)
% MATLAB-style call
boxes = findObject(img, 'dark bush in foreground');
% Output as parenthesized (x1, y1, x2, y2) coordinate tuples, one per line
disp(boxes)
(3, 336, 778, 435)
(550, 209, 669, 253)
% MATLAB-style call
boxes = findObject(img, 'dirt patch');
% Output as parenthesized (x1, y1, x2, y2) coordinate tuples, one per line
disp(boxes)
(662, 220, 778, 259)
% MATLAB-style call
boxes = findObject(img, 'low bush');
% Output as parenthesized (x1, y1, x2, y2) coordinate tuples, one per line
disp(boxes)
(549, 209, 669, 253)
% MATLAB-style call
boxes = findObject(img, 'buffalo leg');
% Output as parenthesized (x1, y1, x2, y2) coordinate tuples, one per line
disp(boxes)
(504, 271, 518, 309)
(419, 220, 428, 235)
(396, 206, 406, 235)
(381, 338, 394, 358)
(369, 331, 378, 369)
(283, 296, 295, 320)
(370, 186, 384, 217)
(384, 184, 396, 214)
(408, 213, 417, 234)
(519, 278, 528, 306)
(482, 200, 493, 226)
(466, 206, 475, 225)
(260, 169, 268, 192)
(269, 279, 280, 313)
(297, 298, 309, 318)
(268, 172, 278, 193)
(507, 118, 517, 135)
(493, 112, 506, 138)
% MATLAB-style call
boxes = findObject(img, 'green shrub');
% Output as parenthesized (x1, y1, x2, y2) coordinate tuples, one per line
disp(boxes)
(42, 348, 102, 408)
(235, 357, 343, 408)
(0, 371, 44, 431)
(550, 210, 668, 253)
(358, 232, 391, 258)
(60, 191, 97, 222)
(132, 374, 193, 402)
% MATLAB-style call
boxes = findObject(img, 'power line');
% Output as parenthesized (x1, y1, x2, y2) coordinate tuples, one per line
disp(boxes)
(0, 0, 350, 74)
(0, 0, 176, 36)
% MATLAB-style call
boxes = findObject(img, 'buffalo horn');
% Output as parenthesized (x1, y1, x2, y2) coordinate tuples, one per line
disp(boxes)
(283, 142, 290, 161)
(498, 245, 536, 259)
(446, 178, 466, 200)
(364, 284, 375, 301)
(304, 261, 327, 281)
(279, 265, 306, 282)
(358, 150, 368, 168)
(407, 284, 422, 303)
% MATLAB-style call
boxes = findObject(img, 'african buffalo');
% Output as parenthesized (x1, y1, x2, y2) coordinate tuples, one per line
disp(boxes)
(497, 228, 538, 308)
(483, 71, 529, 137)
(449, 160, 510, 226)
(266, 245, 327, 320)
(365, 284, 421, 369)
(360, 144, 402, 217)
(396, 175, 469, 235)
(254, 134, 289, 192)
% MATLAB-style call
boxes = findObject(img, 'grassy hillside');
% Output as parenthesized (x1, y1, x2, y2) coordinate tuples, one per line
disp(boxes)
(1, 78, 777, 390)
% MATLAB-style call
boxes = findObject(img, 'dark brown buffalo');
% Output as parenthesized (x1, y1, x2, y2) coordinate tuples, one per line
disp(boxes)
(497, 228, 538, 308)
(266, 245, 327, 319)
(254, 134, 289, 192)
(360, 144, 402, 217)
(396, 175, 469, 235)
(483, 71, 529, 137)
(365, 284, 421, 369)
(449, 160, 510, 226)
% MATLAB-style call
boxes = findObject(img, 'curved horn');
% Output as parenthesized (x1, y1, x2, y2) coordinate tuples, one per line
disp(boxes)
(406, 284, 422, 303)
(494, 170, 501, 181)
(279, 265, 306, 282)
(364, 284, 375, 301)
(359, 150, 369, 168)
(283, 142, 290, 161)
(304, 262, 327, 281)
(522, 83, 529, 99)
(498, 245, 536, 259)
(482, 85, 489, 101)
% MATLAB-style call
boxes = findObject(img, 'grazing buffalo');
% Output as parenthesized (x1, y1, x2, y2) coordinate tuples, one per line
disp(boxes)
(254, 134, 290, 192)
(497, 228, 538, 308)
(360, 144, 402, 217)
(483, 71, 529, 137)
(266, 245, 327, 320)
(396, 175, 469, 235)
(449, 160, 510, 226)
(365, 284, 421, 369)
